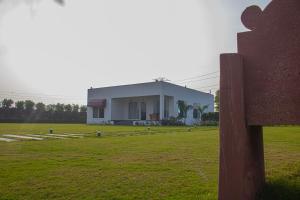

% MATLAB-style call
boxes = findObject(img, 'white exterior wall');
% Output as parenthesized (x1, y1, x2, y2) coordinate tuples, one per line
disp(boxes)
(161, 82, 214, 125)
(111, 96, 159, 120)
(87, 98, 112, 124)
(87, 81, 214, 125)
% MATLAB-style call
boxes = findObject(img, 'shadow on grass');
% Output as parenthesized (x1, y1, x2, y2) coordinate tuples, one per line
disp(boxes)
(258, 176, 300, 200)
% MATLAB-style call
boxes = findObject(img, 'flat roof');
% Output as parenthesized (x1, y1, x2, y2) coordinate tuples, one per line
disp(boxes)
(89, 81, 213, 95)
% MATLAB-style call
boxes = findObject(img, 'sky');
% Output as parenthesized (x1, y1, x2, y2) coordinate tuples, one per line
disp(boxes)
(0, 0, 270, 105)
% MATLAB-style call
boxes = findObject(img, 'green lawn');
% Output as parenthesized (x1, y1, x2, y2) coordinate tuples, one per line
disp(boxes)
(0, 124, 299, 200)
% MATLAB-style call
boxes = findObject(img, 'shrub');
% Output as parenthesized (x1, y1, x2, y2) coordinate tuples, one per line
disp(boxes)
(200, 121, 219, 126)
(161, 117, 185, 126)
(202, 112, 219, 122)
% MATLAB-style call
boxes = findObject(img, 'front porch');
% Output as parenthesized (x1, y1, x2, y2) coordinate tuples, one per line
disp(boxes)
(111, 95, 175, 122)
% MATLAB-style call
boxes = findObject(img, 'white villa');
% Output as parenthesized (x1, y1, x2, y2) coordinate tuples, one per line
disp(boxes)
(87, 81, 214, 125)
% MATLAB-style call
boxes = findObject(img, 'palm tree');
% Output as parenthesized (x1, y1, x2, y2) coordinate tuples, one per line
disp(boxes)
(195, 104, 209, 122)
(177, 100, 193, 124)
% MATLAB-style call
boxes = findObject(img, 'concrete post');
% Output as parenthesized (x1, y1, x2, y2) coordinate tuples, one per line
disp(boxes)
(106, 98, 112, 121)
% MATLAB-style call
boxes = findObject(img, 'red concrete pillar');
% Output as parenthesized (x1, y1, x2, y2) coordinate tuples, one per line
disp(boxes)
(218, 54, 265, 200)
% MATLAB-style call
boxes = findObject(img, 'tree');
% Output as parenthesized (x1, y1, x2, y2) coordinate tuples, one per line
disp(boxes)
(36, 102, 46, 112)
(64, 104, 72, 112)
(215, 90, 220, 112)
(55, 103, 64, 112)
(72, 104, 79, 112)
(80, 105, 87, 112)
(195, 104, 209, 121)
(1, 99, 14, 109)
(15, 101, 25, 110)
(46, 104, 56, 112)
(177, 100, 193, 124)
(24, 100, 35, 112)
(0, 97, 87, 122)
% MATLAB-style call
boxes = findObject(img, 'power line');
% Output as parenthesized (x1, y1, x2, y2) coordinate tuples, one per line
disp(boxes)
(173, 71, 219, 83)
(175, 75, 219, 84)
(195, 84, 219, 90)
(203, 87, 219, 92)
(170, 70, 220, 92)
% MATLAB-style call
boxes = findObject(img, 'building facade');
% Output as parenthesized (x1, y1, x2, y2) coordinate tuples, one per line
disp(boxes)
(87, 81, 214, 125)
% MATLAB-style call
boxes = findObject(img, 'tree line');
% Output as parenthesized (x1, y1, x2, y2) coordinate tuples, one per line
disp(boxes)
(0, 99, 87, 123)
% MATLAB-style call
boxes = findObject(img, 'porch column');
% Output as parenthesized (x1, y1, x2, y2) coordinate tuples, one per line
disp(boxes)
(106, 98, 112, 121)
(160, 95, 164, 120)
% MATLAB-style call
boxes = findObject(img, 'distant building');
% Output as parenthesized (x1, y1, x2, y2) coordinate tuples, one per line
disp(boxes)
(87, 81, 214, 125)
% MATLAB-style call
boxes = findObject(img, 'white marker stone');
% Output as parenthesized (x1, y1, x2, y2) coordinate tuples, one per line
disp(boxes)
(0, 137, 17, 142)
(63, 133, 85, 136)
(3, 134, 44, 141)
(27, 134, 66, 139)
(46, 134, 83, 138)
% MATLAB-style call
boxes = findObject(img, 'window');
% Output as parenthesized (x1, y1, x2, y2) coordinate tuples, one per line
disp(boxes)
(164, 97, 169, 118)
(128, 102, 139, 119)
(93, 107, 104, 118)
(99, 107, 104, 118)
(93, 107, 98, 118)
(193, 109, 198, 119)
(153, 99, 160, 114)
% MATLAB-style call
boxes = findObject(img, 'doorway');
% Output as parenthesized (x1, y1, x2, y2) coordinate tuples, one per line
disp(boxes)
(140, 102, 146, 120)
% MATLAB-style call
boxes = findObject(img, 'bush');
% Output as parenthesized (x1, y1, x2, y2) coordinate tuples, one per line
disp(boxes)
(202, 112, 219, 122)
(200, 121, 219, 126)
(161, 117, 185, 126)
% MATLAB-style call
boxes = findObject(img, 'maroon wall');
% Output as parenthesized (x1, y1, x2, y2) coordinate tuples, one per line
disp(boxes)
(218, 0, 300, 199)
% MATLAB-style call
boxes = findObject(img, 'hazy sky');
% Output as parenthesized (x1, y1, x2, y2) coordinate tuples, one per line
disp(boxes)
(0, 0, 270, 104)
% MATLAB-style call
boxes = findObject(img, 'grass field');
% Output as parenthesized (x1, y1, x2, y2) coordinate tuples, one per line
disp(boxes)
(0, 124, 299, 200)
